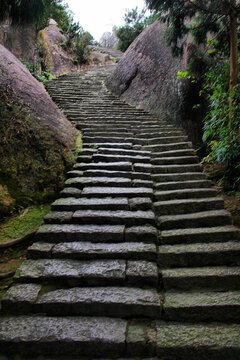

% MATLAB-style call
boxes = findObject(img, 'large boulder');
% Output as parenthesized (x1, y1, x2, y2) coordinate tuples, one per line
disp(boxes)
(106, 21, 204, 146)
(0, 44, 78, 217)
(39, 19, 77, 76)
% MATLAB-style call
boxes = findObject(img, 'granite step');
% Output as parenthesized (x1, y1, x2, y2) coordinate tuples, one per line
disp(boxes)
(158, 241, 240, 268)
(83, 143, 133, 149)
(2, 285, 162, 318)
(152, 172, 207, 182)
(74, 162, 132, 171)
(154, 197, 224, 216)
(151, 149, 196, 158)
(163, 290, 240, 322)
(161, 266, 240, 291)
(81, 186, 153, 198)
(82, 169, 152, 181)
(28, 241, 157, 261)
(98, 147, 151, 157)
(35, 224, 158, 243)
(51, 197, 130, 211)
(154, 188, 217, 201)
(151, 156, 199, 165)
(158, 210, 233, 230)
(65, 176, 132, 188)
(143, 142, 192, 152)
(156, 321, 240, 359)
(154, 180, 212, 190)
(14, 259, 158, 287)
(92, 154, 151, 164)
(160, 225, 239, 244)
(152, 164, 202, 174)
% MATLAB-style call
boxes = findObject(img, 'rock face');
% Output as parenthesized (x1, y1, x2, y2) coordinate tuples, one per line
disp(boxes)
(0, 44, 77, 217)
(106, 21, 204, 146)
(40, 19, 77, 76)
(0, 21, 39, 64)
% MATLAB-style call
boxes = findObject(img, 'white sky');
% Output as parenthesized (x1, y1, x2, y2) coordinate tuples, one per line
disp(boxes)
(65, 0, 147, 42)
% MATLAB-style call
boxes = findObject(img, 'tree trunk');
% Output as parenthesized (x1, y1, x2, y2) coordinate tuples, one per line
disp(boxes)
(229, 0, 239, 122)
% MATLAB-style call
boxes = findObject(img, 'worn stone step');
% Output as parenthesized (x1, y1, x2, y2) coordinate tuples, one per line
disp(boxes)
(156, 321, 240, 359)
(28, 241, 157, 261)
(83, 131, 132, 138)
(14, 259, 158, 286)
(83, 169, 151, 181)
(143, 142, 192, 152)
(152, 164, 202, 174)
(163, 290, 240, 322)
(154, 180, 212, 191)
(70, 210, 155, 226)
(35, 224, 158, 243)
(51, 197, 129, 211)
(136, 131, 183, 138)
(158, 241, 240, 268)
(75, 155, 93, 163)
(152, 172, 207, 182)
(0, 316, 128, 357)
(2, 285, 161, 318)
(151, 156, 199, 165)
(154, 188, 217, 201)
(83, 136, 131, 143)
(81, 186, 153, 198)
(83, 143, 133, 149)
(98, 147, 151, 157)
(158, 210, 232, 230)
(161, 266, 240, 291)
(74, 162, 132, 171)
(65, 176, 132, 188)
(151, 149, 196, 158)
(144, 136, 188, 145)
(160, 225, 239, 244)
(154, 197, 224, 216)
(92, 154, 151, 164)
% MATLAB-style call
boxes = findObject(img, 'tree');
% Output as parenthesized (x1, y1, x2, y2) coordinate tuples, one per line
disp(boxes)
(145, 0, 240, 116)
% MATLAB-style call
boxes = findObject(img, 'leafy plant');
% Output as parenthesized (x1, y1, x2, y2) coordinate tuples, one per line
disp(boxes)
(202, 63, 240, 189)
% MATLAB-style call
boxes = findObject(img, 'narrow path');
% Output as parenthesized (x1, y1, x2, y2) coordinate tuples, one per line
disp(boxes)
(1, 65, 240, 359)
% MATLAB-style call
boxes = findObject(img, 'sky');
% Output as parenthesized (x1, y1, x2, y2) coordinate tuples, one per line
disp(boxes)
(65, 0, 147, 42)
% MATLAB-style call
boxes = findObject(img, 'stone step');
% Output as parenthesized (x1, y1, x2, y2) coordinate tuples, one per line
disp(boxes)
(83, 143, 133, 149)
(65, 176, 132, 188)
(160, 225, 239, 244)
(152, 164, 202, 174)
(144, 136, 188, 145)
(14, 259, 158, 287)
(158, 210, 232, 230)
(0, 316, 127, 357)
(83, 131, 132, 138)
(81, 186, 153, 198)
(70, 210, 156, 226)
(74, 162, 132, 171)
(161, 266, 240, 291)
(154, 197, 224, 216)
(35, 224, 158, 244)
(152, 172, 207, 182)
(154, 180, 212, 190)
(2, 285, 161, 318)
(92, 154, 151, 164)
(151, 149, 196, 158)
(28, 241, 157, 261)
(82, 169, 152, 181)
(136, 131, 183, 138)
(51, 197, 129, 211)
(158, 241, 240, 268)
(98, 147, 151, 157)
(143, 142, 192, 152)
(151, 156, 199, 165)
(163, 290, 240, 322)
(156, 321, 240, 359)
(83, 136, 131, 143)
(154, 188, 217, 201)
(75, 155, 93, 163)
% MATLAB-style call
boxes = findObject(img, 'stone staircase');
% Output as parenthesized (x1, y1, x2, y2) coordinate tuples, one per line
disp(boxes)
(1, 64, 240, 359)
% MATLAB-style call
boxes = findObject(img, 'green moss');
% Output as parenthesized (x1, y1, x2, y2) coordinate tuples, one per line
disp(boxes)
(0, 204, 50, 244)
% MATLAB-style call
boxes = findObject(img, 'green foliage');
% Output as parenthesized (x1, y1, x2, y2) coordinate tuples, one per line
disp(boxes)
(20, 59, 53, 82)
(116, 7, 158, 52)
(202, 63, 240, 188)
(0, 205, 50, 243)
